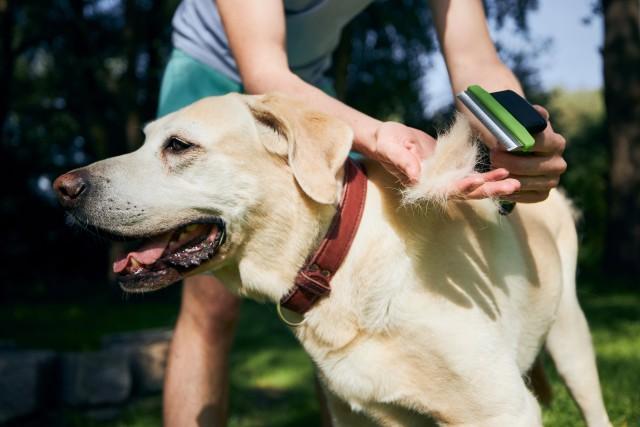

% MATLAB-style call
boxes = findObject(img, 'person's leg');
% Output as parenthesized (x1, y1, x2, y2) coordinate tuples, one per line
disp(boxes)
(157, 50, 243, 427)
(158, 50, 336, 425)
(164, 275, 240, 427)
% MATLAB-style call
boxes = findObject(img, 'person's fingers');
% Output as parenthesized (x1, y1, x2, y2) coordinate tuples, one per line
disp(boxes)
(480, 168, 509, 182)
(532, 104, 550, 122)
(529, 105, 567, 154)
(491, 150, 567, 176)
(399, 140, 429, 184)
(532, 127, 566, 154)
(464, 178, 521, 199)
(373, 122, 439, 185)
(452, 168, 510, 196)
(417, 132, 436, 159)
(403, 157, 421, 184)
(381, 162, 408, 185)
(381, 150, 421, 185)
(501, 190, 550, 203)
(453, 175, 485, 194)
(404, 132, 435, 160)
(509, 175, 560, 192)
(405, 140, 423, 161)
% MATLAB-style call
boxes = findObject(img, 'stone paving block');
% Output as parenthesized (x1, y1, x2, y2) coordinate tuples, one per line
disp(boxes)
(100, 329, 172, 348)
(0, 350, 57, 423)
(61, 349, 131, 406)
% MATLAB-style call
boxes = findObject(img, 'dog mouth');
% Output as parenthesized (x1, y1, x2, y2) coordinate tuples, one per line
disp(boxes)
(113, 218, 226, 292)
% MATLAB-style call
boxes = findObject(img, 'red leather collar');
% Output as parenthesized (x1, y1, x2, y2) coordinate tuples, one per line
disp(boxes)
(279, 159, 368, 315)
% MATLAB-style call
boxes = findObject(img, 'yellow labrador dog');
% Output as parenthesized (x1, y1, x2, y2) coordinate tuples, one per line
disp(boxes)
(54, 94, 610, 426)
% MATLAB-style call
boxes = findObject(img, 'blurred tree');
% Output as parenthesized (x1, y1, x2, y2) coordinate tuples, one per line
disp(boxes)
(338, 0, 542, 133)
(0, 0, 15, 132)
(601, 0, 640, 277)
(0, 0, 178, 299)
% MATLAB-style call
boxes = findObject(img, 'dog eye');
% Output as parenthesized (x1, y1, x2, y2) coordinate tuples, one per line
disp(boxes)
(165, 137, 192, 153)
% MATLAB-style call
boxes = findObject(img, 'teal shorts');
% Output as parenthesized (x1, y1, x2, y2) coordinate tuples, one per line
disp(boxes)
(157, 49, 243, 118)
(157, 48, 335, 118)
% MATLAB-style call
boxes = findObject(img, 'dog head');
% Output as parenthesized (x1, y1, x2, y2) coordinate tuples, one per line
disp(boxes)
(53, 93, 353, 293)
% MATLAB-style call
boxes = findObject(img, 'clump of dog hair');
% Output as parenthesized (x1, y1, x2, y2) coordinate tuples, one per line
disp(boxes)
(402, 113, 479, 207)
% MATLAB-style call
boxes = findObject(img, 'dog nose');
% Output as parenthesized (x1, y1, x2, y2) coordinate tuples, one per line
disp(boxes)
(53, 171, 88, 208)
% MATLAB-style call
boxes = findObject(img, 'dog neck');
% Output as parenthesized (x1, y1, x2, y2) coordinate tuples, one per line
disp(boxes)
(278, 160, 367, 315)
(234, 172, 341, 303)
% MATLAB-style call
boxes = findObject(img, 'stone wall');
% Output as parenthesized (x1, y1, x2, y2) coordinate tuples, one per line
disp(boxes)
(0, 329, 172, 424)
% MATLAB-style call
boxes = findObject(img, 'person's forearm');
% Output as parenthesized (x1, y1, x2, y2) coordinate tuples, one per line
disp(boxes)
(243, 69, 381, 157)
(429, 0, 523, 96)
(217, 0, 381, 157)
(448, 61, 523, 97)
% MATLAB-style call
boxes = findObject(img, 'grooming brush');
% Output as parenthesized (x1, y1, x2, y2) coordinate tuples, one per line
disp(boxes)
(457, 85, 547, 213)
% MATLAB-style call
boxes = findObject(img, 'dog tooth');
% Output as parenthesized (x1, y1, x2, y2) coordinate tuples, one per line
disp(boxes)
(130, 258, 142, 269)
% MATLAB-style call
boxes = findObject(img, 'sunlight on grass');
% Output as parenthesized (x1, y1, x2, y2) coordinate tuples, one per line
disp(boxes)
(3, 286, 638, 426)
(233, 348, 314, 389)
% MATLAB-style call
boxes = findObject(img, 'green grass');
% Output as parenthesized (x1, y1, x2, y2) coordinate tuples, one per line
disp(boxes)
(2, 284, 638, 426)
(542, 289, 640, 427)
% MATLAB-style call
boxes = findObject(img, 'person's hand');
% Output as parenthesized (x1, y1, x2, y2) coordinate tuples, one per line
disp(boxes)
(371, 121, 435, 185)
(489, 106, 567, 203)
(371, 121, 521, 199)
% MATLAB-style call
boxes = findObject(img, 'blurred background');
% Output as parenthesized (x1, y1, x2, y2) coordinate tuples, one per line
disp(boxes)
(0, 0, 638, 426)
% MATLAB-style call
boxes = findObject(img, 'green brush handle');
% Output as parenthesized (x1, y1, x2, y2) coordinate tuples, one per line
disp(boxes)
(467, 85, 535, 152)
(465, 85, 539, 214)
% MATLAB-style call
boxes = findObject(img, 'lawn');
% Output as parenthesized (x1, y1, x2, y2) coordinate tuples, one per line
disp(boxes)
(1, 281, 638, 426)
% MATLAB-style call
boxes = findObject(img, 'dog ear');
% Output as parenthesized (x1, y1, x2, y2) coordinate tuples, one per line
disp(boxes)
(248, 93, 354, 205)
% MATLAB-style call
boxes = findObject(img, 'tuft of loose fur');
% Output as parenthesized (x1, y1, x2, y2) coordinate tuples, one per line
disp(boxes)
(402, 113, 479, 206)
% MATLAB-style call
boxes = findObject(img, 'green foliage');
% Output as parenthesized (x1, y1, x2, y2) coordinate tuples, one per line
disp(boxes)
(1, 0, 179, 298)
(548, 89, 608, 273)
(341, 0, 438, 126)
(483, 0, 539, 31)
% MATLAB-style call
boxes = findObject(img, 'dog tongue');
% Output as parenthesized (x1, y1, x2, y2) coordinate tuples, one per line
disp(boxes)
(113, 232, 173, 273)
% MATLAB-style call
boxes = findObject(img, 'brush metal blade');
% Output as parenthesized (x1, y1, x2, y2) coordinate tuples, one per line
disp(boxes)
(457, 91, 523, 152)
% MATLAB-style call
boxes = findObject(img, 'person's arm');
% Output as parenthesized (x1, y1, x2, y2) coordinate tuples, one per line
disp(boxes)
(430, 0, 567, 202)
(217, 0, 430, 183)
(217, 0, 517, 198)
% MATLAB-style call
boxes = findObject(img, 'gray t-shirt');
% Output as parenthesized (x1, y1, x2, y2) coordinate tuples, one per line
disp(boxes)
(172, 0, 373, 86)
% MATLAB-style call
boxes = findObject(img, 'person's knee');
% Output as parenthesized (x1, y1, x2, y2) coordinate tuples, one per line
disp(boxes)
(179, 275, 241, 340)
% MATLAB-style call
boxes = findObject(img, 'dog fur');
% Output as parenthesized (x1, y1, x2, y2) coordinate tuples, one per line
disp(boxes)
(61, 93, 611, 426)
